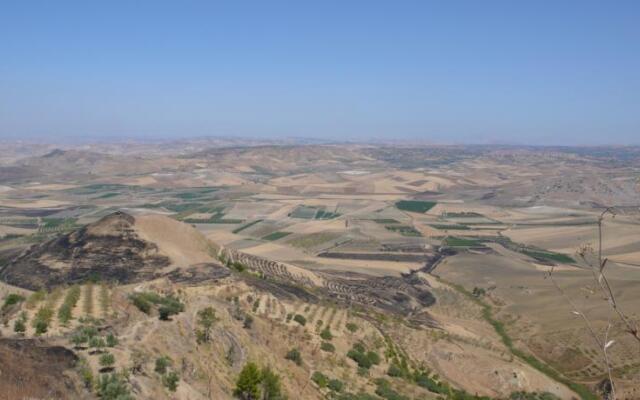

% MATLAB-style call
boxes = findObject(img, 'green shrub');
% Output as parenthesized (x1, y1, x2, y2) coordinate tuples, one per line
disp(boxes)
(328, 379, 344, 392)
(320, 342, 335, 353)
(387, 363, 404, 378)
(413, 371, 448, 394)
(155, 356, 172, 374)
(243, 314, 254, 329)
(96, 373, 133, 400)
(26, 290, 46, 308)
(320, 327, 333, 340)
(311, 371, 329, 388)
(196, 307, 218, 343)
(99, 353, 116, 369)
(293, 314, 306, 326)
(347, 350, 372, 369)
(352, 342, 365, 353)
(345, 322, 358, 333)
(131, 295, 151, 314)
(374, 379, 409, 400)
(77, 357, 93, 389)
(285, 348, 302, 366)
(163, 371, 180, 392)
(89, 336, 106, 350)
(259, 366, 283, 400)
(13, 318, 26, 334)
(346, 342, 379, 370)
(32, 305, 53, 335)
(130, 292, 184, 320)
(234, 362, 262, 399)
(2, 293, 25, 313)
(366, 351, 381, 365)
(106, 333, 118, 347)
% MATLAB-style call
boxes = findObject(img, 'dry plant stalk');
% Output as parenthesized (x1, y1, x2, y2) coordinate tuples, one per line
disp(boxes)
(545, 207, 640, 400)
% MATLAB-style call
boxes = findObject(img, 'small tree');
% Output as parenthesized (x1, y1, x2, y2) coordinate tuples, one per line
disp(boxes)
(234, 362, 262, 400)
(260, 366, 283, 400)
(13, 318, 26, 334)
(293, 314, 306, 326)
(34, 319, 48, 335)
(163, 371, 180, 392)
(196, 307, 218, 343)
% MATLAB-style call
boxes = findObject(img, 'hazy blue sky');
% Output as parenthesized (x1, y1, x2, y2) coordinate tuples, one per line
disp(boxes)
(1, 1, 638, 144)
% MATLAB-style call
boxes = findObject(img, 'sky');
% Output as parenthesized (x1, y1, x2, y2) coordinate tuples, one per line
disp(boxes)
(0, 1, 639, 145)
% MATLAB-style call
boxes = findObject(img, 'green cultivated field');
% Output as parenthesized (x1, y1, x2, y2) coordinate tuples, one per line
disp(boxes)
(372, 219, 399, 224)
(430, 224, 471, 230)
(395, 200, 436, 213)
(262, 231, 292, 241)
(443, 237, 483, 247)
(522, 250, 575, 264)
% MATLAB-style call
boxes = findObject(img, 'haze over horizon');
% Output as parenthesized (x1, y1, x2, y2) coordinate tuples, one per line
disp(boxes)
(1, 1, 639, 145)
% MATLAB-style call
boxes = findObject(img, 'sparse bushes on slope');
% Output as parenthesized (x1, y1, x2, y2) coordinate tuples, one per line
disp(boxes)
(96, 372, 133, 400)
(155, 355, 180, 392)
(374, 379, 409, 400)
(129, 291, 184, 320)
(346, 342, 380, 370)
